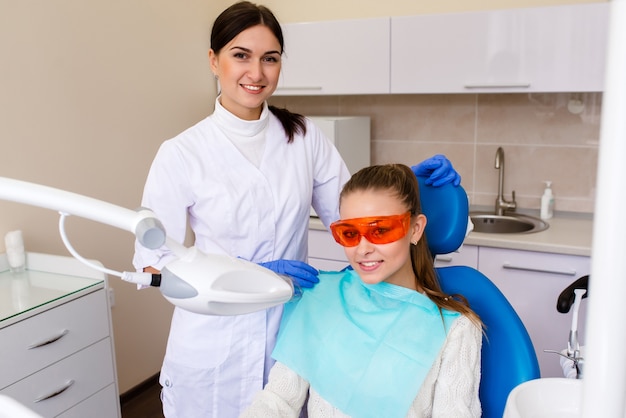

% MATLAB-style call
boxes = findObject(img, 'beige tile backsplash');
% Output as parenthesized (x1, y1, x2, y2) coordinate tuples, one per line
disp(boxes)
(270, 92, 601, 214)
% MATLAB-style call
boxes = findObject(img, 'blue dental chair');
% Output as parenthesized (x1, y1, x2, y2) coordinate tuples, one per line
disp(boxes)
(417, 177, 541, 418)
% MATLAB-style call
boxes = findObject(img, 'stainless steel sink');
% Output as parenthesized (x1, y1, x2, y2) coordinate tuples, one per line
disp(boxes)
(470, 212, 549, 234)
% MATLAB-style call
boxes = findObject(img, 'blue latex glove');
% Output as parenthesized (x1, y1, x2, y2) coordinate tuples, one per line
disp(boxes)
(411, 154, 461, 187)
(259, 260, 320, 290)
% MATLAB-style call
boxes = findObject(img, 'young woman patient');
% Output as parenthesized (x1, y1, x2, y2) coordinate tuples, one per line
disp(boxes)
(241, 163, 483, 418)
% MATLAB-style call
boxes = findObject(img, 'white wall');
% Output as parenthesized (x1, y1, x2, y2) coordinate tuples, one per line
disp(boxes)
(0, 0, 221, 393)
(263, 0, 604, 22)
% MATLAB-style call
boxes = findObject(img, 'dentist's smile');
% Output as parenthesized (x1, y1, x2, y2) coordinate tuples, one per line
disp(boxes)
(242, 84, 264, 93)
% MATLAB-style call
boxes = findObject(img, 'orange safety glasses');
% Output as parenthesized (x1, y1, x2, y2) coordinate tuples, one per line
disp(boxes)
(329, 212, 411, 247)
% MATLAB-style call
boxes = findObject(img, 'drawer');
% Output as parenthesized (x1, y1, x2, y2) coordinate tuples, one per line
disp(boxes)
(308, 229, 347, 262)
(57, 384, 120, 418)
(435, 244, 479, 269)
(0, 290, 109, 389)
(1, 338, 115, 417)
(478, 247, 589, 277)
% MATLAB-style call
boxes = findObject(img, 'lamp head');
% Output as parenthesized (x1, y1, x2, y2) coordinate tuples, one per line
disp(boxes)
(159, 247, 294, 315)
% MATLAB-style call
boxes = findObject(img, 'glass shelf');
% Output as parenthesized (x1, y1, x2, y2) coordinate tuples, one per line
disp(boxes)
(0, 252, 105, 328)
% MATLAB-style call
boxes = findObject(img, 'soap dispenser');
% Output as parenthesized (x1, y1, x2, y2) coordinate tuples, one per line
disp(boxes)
(540, 181, 555, 220)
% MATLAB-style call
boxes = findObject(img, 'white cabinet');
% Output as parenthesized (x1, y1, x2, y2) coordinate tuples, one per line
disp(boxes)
(478, 247, 590, 377)
(308, 228, 349, 271)
(391, 3, 608, 93)
(276, 18, 390, 95)
(434, 244, 478, 269)
(276, 4, 608, 96)
(0, 253, 120, 418)
(307, 116, 370, 176)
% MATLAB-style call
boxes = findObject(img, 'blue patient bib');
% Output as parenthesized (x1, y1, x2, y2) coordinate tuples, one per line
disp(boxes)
(273, 270, 459, 418)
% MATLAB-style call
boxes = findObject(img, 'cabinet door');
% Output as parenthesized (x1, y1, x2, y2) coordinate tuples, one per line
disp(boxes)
(478, 247, 590, 377)
(276, 18, 390, 95)
(391, 3, 608, 93)
(308, 229, 349, 271)
(434, 244, 478, 269)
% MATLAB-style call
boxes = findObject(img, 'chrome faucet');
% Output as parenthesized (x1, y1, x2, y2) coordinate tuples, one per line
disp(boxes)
(494, 147, 517, 216)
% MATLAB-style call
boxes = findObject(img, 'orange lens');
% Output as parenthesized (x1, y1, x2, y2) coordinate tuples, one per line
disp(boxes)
(329, 212, 411, 247)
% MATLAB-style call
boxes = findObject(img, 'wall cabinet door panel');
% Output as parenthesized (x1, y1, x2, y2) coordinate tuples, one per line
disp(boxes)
(276, 18, 390, 95)
(390, 3, 608, 93)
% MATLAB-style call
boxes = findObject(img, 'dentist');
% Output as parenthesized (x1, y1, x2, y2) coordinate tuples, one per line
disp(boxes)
(133, 2, 462, 417)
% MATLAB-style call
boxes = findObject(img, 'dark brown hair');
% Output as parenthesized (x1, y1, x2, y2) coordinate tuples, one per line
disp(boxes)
(340, 164, 482, 327)
(210, 1, 306, 142)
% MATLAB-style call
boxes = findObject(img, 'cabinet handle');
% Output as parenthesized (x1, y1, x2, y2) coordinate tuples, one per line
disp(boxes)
(436, 255, 453, 263)
(502, 263, 577, 276)
(34, 379, 75, 403)
(27, 329, 69, 349)
(464, 82, 531, 89)
(275, 86, 323, 91)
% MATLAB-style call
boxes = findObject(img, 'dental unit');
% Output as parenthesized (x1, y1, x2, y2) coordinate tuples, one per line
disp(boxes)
(0, 177, 293, 316)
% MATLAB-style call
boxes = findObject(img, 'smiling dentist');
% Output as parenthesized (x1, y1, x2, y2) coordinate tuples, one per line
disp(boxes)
(133, 2, 462, 417)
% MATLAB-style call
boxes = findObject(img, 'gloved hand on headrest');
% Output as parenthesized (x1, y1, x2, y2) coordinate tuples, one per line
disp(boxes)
(412, 154, 461, 187)
(259, 260, 320, 291)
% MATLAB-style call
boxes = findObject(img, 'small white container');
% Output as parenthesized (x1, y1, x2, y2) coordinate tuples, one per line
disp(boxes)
(4, 230, 26, 273)
(540, 181, 555, 220)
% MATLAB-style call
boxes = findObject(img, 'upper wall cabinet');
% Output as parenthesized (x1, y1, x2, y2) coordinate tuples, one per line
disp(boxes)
(390, 3, 609, 94)
(275, 18, 390, 96)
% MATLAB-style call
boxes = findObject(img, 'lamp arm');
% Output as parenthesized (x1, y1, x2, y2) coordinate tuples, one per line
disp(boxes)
(0, 176, 165, 250)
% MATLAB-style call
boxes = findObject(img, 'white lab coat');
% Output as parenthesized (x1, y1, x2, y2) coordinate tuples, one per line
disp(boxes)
(133, 100, 349, 418)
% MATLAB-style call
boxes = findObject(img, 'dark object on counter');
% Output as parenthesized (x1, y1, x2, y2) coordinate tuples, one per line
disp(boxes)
(557, 275, 589, 313)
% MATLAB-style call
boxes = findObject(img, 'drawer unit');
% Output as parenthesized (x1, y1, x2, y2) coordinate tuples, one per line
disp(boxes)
(0, 290, 109, 389)
(0, 252, 120, 417)
(478, 247, 590, 377)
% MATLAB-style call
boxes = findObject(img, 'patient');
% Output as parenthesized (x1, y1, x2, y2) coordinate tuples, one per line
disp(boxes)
(241, 164, 483, 418)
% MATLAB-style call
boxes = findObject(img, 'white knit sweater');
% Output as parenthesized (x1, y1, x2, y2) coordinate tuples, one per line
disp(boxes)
(240, 315, 482, 418)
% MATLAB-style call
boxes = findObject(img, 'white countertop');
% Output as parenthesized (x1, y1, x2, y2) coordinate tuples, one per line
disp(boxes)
(465, 216, 593, 256)
(310, 214, 594, 257)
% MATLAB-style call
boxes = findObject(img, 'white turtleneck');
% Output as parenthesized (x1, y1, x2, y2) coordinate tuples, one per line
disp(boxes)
(212, 97, 269, 168)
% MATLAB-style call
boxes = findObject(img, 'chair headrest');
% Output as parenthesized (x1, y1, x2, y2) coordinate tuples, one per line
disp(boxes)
(417, 176, 469, 256)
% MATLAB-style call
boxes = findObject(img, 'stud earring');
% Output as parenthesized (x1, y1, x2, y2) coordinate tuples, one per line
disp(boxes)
(411, 240, 418, 245)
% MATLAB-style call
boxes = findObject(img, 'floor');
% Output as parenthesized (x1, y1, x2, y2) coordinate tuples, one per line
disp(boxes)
(120, 375, 164, 418)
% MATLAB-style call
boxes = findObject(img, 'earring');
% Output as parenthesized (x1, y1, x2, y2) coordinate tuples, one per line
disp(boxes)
(411, 240, 418, 245)
(213, 73, 219, 80)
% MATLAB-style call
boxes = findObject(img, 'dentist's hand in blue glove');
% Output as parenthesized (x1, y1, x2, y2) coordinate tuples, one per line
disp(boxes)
(259, 260, 319, 291)
(411, 154, 461, 187)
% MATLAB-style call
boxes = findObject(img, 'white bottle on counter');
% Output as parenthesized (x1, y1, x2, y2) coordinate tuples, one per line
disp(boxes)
(540, 181, 555, 220)
(4, 230, 26, 273)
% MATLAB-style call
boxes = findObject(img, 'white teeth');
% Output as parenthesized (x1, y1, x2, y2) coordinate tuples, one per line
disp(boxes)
(243, 85, 261, 91)
(361, 261, 378, 267)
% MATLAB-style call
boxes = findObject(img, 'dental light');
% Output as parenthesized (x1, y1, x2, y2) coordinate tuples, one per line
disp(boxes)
(0, 177, 293, 315)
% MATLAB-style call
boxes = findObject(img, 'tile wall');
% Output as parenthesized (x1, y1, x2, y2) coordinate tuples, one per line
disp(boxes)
(269, 92, 602, 215)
